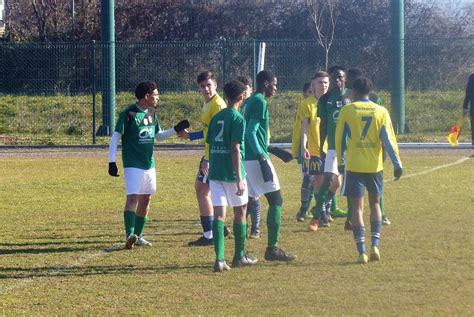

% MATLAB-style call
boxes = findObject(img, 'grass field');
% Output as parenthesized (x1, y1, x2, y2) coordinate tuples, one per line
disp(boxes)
(0, 148, 473, 315)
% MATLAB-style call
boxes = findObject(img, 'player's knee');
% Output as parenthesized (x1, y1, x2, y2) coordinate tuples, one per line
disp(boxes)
(265, 190, 283, 206)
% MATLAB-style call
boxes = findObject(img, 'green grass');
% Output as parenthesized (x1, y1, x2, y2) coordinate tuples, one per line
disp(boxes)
(0, 90, 471, 145)
(0, 150, 473, 315)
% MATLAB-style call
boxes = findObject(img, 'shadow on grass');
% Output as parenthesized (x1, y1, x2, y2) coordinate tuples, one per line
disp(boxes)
(0, 246, 89, 255)
(0, 264, 210, 280)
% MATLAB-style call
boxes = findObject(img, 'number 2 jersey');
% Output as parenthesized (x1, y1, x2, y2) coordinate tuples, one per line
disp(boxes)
(335, 100, 402, 173)
(114, 104, 161, 170)
(207, 107, 246, 182)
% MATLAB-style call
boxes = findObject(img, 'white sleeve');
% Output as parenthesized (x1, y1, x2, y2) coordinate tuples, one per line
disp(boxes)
(155, 127, 175, 141)
(108, 131, 121, 162)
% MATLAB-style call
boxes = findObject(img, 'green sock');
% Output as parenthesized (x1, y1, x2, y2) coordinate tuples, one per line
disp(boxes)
(124, 210, 136, 237)
(134, 215, 147, 237)
(312, 184, 329, 218)
(331, 195, 337, 212)
(233, 222, 247, 259)
(212, 220, 225, 261)
(267, 205, 282, 248)
(346, 198, 352, 221)
(380, 192, 385, 216)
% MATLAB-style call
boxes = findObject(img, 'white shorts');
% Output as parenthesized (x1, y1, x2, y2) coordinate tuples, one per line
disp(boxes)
(210, 180, 248, 207)
(324, 150, 339, 175)
(244, 160, 280, 198)
(124, 167, 157, 195)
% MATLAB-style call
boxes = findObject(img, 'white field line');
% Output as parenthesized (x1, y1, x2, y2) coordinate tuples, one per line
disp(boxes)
(1, 157, 471, 296)
(0, 243, 123, 296)
(384, 156, 471, 183)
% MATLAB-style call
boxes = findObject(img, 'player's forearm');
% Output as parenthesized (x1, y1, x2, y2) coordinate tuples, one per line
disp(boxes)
(319, 121, 327, 153)
(301, 119, 309, 153)
(108, 131, 121, 162)
(231, 143, 243, 180)
(155, 128, 175, 141)
(381, 126, 402, 170)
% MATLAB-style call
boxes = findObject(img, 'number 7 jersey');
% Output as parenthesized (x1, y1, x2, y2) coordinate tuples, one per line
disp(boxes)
(335, 100, 402, 173)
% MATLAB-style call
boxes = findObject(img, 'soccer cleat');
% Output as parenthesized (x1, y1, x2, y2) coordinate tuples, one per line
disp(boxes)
(249, 231, 261, 239)
(188, 236, 213, 247)
(135, 236, 152, 247)
(331, 208, 348, 218)
(213, 260, 231, 272)
(125, 234, 138, 250)
(319, 220, 330, 228)
(232, 254, 258, 267)
(264, 247, 296, 262)
(344, 220, 353, 231)
(327, 215, 334, 223)
(357, 253, 369, 264)
(308, 218, 319, 231)
(224, 226, 232, 238)
(296, 211, 306, 222)
(382, 216, 392, 225)
(370, 246, 381, 261)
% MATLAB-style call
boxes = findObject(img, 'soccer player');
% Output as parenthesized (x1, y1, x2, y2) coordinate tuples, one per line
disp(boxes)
(241, 70, 295, 262)
(292, 71, 330, 222)
(180, 71, 229, 246)
(308, 66, 351, 231)
(335, 77, 403, 264)
(346, 67, 391, 228)
(207, 80, 257, 272)
(237, 76, 262, 239)
(462, 73, 474, 146)
(108, 81, 189, 249)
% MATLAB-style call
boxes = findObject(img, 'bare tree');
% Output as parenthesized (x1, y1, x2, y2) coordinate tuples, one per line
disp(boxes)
(305, 0, 340, 70)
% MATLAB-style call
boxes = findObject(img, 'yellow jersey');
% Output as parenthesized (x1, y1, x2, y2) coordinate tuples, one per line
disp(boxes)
(291, 95, 323, 158)
(335, 100, 402, 173)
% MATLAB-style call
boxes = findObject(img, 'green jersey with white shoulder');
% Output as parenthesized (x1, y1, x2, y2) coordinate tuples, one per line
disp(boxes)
(241, 92, 269, 161)
(115, 104, 161, 170)
(317, 88, 352, 150)
(207, 108, 246, 182)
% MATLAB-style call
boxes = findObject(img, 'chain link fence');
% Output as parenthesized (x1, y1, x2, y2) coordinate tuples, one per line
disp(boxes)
(0, 39, 473, 145)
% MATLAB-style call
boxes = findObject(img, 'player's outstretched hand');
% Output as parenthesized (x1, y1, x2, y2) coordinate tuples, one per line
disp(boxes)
(258, 154, 273, 182)
(394, 167, 403, 180)
(268, 146, 293, 163)
(338, 164, 345, 175)
(108, 162, 119, 177)
(174, 120, 190, 132)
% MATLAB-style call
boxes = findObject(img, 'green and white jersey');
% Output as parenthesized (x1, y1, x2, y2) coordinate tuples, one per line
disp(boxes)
(115, 104, 161, 170)
(207, 108, 246, 182)
(317, 88, 352, 150)
(241, 92, 269, 161)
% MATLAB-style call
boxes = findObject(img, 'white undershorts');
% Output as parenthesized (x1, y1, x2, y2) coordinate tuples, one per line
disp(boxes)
(124, 167, 157, 195)
(244, 159, 280, 198)
(324, 150, 339, 175)
(210, 180, 248, 207)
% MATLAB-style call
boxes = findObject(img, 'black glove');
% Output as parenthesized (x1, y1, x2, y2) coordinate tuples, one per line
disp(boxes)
(320, 150, 326, 161)
(108, 162, 119, 177)
(258, 154, 273, 182)
(394, 167, 403, 180)
(338, 165, 345, 175)
(174, 120, 190, 132)
(268, 146, 293, 163)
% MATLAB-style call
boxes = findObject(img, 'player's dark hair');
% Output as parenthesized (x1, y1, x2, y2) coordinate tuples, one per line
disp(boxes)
(328, 65, 347, 75)
(223, 80, 246, 104)
(236, 75, 252, 87)
(256, 70, 276, 89)
(347, 67, 364, 80)
(135, 81, 157, 99)
(352, 77, 373, 95)
(196, 70, 216, 84)
(303, 82, 311, 93)
(312, 71, 329, 80)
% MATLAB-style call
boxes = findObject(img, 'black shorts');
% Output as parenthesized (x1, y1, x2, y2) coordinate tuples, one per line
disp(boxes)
(342, 171, 383, 198)
(196, 156, 209, 184)
(301, 156, 324, 175)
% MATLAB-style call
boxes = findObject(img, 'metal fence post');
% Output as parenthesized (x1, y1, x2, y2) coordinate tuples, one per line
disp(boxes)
(91, 40, 97, 145)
